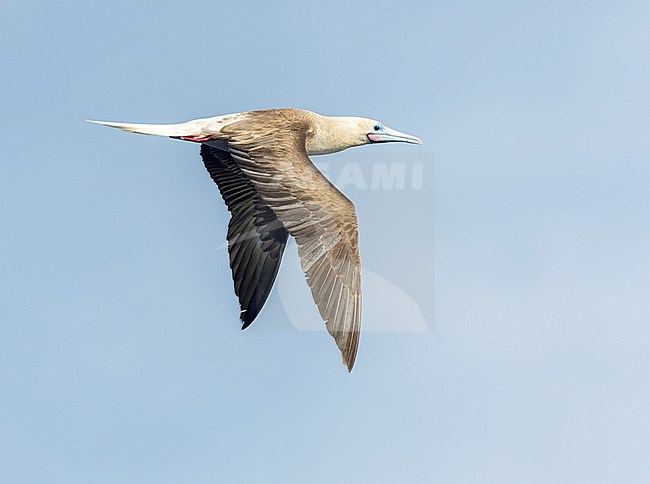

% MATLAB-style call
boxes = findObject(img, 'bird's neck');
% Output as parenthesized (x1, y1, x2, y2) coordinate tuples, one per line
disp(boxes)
(305, 114, 366, 156)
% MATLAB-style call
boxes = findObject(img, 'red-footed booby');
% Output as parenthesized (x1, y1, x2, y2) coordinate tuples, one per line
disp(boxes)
(88, 108, 422, 371)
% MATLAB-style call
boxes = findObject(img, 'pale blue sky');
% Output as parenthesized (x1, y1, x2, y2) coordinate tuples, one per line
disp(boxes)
(2, 1, 650, 482)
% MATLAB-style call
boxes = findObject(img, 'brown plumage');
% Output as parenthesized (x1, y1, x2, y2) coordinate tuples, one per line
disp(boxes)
(88, 108, 421, 371)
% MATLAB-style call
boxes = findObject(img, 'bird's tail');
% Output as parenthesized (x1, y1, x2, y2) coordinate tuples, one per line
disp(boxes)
(86, 119, 201, 137)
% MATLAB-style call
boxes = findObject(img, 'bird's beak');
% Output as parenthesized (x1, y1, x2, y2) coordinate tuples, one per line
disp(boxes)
(367, 126, 422, 145)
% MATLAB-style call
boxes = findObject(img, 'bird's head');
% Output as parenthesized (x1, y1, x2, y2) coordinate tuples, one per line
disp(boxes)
(306, 114, 422, 155)
(358, 118, 423, 146)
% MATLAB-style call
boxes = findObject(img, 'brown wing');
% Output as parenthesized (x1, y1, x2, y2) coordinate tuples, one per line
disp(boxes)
(221, 115, 362, 371)
(200, 144, 289, 329)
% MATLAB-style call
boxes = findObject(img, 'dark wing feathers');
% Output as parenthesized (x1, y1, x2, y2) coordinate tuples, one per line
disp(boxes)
(200, 144, 288, 329)
(221, 116, 362, 371)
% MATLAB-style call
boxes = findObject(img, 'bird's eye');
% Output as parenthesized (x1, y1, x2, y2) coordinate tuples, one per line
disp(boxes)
(373, 124, 381, 131)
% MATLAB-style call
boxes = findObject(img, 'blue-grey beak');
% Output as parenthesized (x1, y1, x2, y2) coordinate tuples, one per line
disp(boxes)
(367, 126, 422, 145)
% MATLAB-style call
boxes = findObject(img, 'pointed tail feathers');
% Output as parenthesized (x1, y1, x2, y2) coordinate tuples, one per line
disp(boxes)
(87, 119, 206, 137)
(87, 112, 248, 140)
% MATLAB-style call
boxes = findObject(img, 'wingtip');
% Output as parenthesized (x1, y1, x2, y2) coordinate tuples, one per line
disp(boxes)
(240, 309, 255, 331)
(344, 355, 356, 372)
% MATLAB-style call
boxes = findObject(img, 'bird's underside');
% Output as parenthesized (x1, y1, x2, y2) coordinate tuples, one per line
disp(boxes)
(88, 108, 421, 371)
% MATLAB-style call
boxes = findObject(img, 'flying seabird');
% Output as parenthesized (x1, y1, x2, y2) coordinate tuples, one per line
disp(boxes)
(89, 108, 422, 371)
